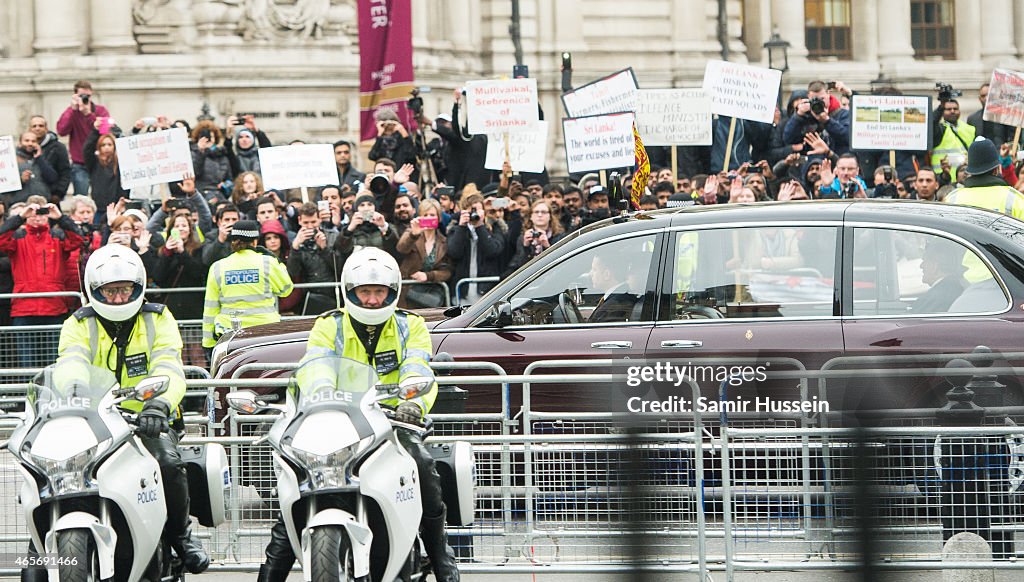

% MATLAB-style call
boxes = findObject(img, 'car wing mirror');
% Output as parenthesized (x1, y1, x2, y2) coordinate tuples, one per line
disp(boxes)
(485, 301, 513, 327)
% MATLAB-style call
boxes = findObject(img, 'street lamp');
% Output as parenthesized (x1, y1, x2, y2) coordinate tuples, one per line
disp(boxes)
(764, 32, 790, 108)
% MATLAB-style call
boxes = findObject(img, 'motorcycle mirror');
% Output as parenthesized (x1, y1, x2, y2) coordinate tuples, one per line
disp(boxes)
(134, 376, 169, 401)
(227, 390, 261, 414)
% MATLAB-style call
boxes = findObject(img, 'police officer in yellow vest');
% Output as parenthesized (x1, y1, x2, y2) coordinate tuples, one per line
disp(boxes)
(54, 245, 210, 574)
(257, 247, 460, 582)
(202, 220, 293, 353)
(931, 96, 976, 177)
(945, 137, 1024, 220)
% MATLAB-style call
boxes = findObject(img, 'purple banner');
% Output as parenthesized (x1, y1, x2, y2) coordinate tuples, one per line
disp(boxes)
(358, 0, 415, 143)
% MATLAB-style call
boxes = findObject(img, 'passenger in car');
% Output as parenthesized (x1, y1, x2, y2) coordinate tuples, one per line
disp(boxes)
(588, 254, 636, 323)
(911, 240, 967, 313)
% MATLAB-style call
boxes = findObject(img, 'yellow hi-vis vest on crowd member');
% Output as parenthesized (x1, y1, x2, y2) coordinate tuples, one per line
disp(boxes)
(56, 303, 187, 412)
(931, 120, 976, 176)
(202, 248, 293, 348)
(301, 308, 437, 418)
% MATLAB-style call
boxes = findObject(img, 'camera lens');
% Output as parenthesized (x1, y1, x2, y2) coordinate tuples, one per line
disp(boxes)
(470, 212, 480, 222)
(810, 97, 826, 115)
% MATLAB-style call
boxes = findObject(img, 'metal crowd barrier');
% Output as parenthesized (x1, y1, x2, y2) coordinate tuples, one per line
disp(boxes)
(144, 279, 453, 308)
(454, 276, 501, 306)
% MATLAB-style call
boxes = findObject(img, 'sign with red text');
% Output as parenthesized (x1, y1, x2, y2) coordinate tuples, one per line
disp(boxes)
(984, 68, 1024, 128)
(701, 60, 781, 124)
(562, 68, 640, 118)
(563, 112, 636, 173)
(0, 136, 19, 194)
(851, 94, 932, 151)
(116, 128, 194, 189)
(259, 144, 339, 190)
(484, 121, 548, 173)
(635, 88, 713, 146)
(465, 78, 539, 135)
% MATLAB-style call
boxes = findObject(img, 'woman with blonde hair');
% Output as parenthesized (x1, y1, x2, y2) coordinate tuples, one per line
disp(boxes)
(84, 122, 127, 221)
(506, 199, 566, 273)
(397, 198, 451, 308)
(231, 171, 264, 218)
(153, 210, 208, 364)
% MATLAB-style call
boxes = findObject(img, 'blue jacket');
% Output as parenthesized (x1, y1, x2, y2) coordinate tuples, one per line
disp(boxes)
(783, 107, 851, 157)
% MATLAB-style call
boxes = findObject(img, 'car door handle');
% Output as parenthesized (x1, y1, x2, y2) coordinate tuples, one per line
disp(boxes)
(591, 341, 633, 349)
(660, 340, 703, 349)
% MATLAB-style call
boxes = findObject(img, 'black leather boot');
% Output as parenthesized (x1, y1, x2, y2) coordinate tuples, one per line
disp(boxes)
(170, 521, 211, 574)
(421, 511, 460, 582)
(257, 563, 293, 582)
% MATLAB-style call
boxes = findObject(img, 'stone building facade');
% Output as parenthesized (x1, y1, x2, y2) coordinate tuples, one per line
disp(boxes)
(1, 0, 1022, 175)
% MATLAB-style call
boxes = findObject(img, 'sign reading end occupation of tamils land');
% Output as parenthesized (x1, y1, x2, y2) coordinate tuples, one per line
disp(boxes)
(561, 68, 640, 118)
(116, 127, 195, 190)
(484, 120, 549, 174)
(259, 144, 340, 191)
(465, 78, 539, 135)
(701, 60, 781, 125)
(0, 136, 20, 194)
(635, 89, 713, 146)
(851, 94, 932, 151)
(563, 112, 636, 174)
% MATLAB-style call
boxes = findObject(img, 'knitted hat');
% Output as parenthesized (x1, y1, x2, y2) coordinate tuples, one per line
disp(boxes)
(259, 218, 287, 238)
(353, 194, 376, 210)
(966, 136, 999, 176)
(229, 220, 260, 241)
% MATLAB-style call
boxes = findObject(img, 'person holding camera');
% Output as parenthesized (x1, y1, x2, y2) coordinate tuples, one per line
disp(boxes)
(447, 191, 505, 302)
(505, 199, 564, 275)
(396, 198, 452, 308)
(190, 121, 233, 204)
(368, 109, 417, 183)
(84, 121, 129, 224)
(783, 80, 851, 159)
(225, 116, 271, 177)
(286, 202, 348, 315)
(146, 177, 213, 237)
(6, 132, 55, 207)
(153, 211, 208, 361)
(27, 116, 72, 203)
(931, 85, 976, 178)
(338, 194, 398, 256)
(56, 80, 111, 196)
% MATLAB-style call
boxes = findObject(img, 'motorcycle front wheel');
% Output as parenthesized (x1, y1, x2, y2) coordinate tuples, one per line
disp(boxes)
(56, 529, 99, 582)
(310, 525, 354, 582)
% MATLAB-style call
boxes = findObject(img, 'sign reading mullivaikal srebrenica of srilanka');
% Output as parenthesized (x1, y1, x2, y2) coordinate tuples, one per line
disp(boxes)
(465, 78, 539, 135)
(984, 68, 1024, 128)
(850, 94, 932, 151)
(701, 60, 781, 124)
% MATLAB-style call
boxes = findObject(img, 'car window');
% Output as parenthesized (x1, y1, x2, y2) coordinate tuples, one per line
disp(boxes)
(665, 227, 838, 320)
(851, 228, 1007, 316)
(505, 234, 658, 325)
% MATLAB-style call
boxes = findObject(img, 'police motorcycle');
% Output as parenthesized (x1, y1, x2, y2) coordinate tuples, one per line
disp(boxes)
(227, 356, 475, 582)
(4, 365, 228, 582)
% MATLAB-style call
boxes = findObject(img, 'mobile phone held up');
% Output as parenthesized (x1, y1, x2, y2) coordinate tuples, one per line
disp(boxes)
(418, 216, 438, 230)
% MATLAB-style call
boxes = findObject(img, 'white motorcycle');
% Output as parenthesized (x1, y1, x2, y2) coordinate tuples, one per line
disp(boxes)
(227, 356, 475, 582)
(5, 364, 228, 582)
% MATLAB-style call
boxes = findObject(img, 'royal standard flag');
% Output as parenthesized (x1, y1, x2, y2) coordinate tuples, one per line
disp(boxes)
(631, 122, 650, 210)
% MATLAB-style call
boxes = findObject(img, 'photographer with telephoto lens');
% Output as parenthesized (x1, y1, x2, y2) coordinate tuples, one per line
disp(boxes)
(783, 80, 851, 158)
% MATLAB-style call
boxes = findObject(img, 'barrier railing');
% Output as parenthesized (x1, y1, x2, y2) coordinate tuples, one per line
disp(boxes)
(454, 276, 500, 306)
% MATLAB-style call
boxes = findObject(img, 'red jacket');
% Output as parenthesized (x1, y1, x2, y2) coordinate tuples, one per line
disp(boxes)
(0, 216, 85, 317)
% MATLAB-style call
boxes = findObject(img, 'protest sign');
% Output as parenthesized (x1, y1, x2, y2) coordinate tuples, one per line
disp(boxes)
(701, 60, 781, 124)
(561, 68, 639, 118)
(562, 112, 636, 174)
(850, 94, 931, 151)
(984, 69, 1024, 141)
(635, 89, 713, 146)
(465, 78, 539, 135)
(259, 144, 339, 190)
(484, 120, 548, 173)
(0, 136, 19, 194)
(116, 128, 194, 190)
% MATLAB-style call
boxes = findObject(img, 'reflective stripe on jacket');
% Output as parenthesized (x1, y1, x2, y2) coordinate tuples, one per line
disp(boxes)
(202, 248, 293, 347)
(931, 121, 976, 175)
(946, 184, 1024, 220)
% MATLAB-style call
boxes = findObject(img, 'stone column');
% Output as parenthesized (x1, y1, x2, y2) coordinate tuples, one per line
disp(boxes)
(33, 0, 84, 53)
(90, 0, 137, 53)
(447, 0, 474, 51)
(876, 0, 914, 65)
(954, 0, 981, 62)
(980, 0, 1017, 65)
(1017, 0, 1024, 59)
(770, 0, 808, 64)
(850, 0, 878, 64)
(410, 0, 429, 47)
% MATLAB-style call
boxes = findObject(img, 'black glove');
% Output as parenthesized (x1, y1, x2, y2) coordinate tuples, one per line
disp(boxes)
(395, 401, 422, 425)
(137, 399, 170, 438)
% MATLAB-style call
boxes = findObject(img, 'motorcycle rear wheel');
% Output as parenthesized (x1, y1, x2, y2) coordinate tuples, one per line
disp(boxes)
(310, 525, 354, 582)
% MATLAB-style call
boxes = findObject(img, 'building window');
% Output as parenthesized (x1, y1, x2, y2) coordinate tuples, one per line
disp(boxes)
(911, 0, 956, 59)
(805, 0, 852, 60)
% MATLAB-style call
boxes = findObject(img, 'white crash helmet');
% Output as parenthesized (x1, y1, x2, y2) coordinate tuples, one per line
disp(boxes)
(83, 245, 146, 322)
(342, 247, 401, 326)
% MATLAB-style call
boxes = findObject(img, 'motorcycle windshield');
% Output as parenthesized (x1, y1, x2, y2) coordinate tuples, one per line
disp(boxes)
(290, 355, 380, 414)
(28, 364, 118, 413)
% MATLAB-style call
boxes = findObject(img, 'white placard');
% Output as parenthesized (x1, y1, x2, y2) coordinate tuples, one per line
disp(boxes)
(701, 60, 781, 124)
(562, 113, 636, 174)
(258, 144, 340, 190)
(561, 69, 639, 118)
(465, 78, 539, 135)
(116, 128, 194, 190)
(484, 121, 548, 174)
(0, 136, 19, 194)
(850, 94, 932, 151)
(635, 89, 713, 146)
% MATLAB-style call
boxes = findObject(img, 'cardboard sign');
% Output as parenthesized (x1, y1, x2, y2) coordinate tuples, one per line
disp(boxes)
(0, 136, 19, 194)
(983, 69, 1024, 128)
(851, 94, 931, 151)
(562, 112, 636, 174)
(259, 144, 340, 190)
(561, 68, 640, 118)
(484, 120, 548, 173)
(701, 60, 781, 124)
(635, 89, 713, 146)
(116, 128, 194, 190)
(465, 78, 539, 135)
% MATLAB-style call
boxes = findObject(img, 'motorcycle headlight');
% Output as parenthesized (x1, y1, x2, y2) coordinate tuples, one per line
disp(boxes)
(284, 437, 373, 490)
(27, 439, 111, 496)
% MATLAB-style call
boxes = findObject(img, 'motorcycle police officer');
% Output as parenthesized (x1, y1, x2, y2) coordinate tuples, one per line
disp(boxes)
(52, 244, 210, 574)
(202, 220, 293, 355)
(258, 247, 460, 582)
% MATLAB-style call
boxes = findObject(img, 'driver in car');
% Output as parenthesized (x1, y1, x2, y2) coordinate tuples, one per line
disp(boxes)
(588, 254, 637, 323)
(257, 247, 460, 582)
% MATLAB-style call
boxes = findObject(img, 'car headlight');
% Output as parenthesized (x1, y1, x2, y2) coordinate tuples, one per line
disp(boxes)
(27, 439, 111, 496)
(284, 436, 373, 490)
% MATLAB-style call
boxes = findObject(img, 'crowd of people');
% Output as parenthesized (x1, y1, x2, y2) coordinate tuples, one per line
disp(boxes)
(5, 76, 1024, 366)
